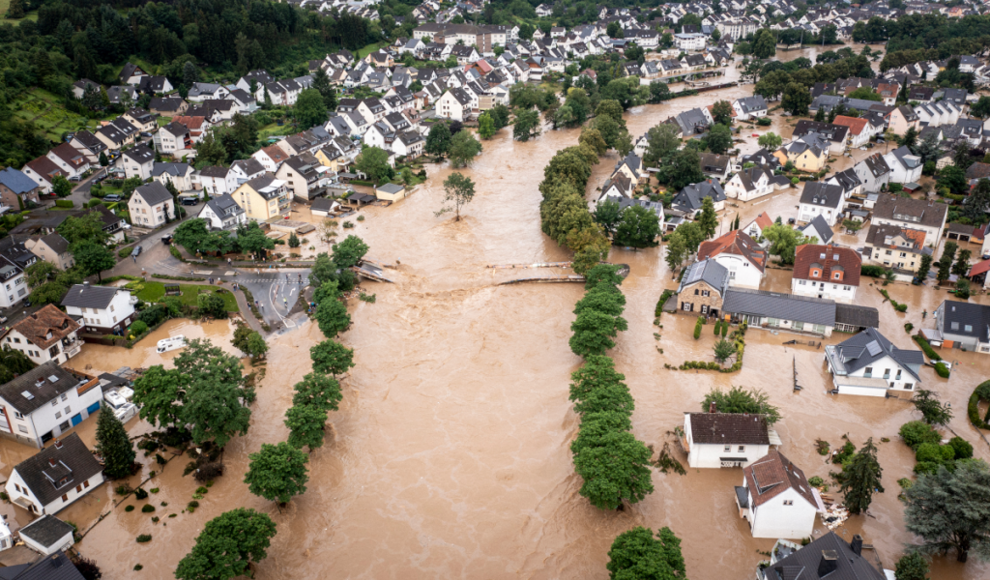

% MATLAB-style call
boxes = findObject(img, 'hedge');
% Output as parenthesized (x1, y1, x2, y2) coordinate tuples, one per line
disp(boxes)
(655, 289, 675, 318)
(693, 316, 703, 340)
(934, 362, 950, 378)
(968, 380, 990, 430)
(913, 334, 941, 361)
(54, 200, 74, 208)
(861, 265, 886, 278)
(152, 273, 206, 282)
(118, 246, 134, 258)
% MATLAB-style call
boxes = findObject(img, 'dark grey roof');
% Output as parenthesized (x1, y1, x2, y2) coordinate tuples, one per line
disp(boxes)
(151, 162, 191, 178)
(244, 175, 284, 200)
(939, 300, 990, 341)
(19, 515, 74, 549)
(735, 95, 767, 114)
(204, 194, 244, 219)
(829, 328, 923, 380)
(723, 289, 837, 326)
(834, 304, 880, 330)
(123, 145, 154, 164)
(873, 195, 947, 229)
(677, 258, 729, 295)
(765, 531, 886, 580)
(60, 284, 123, 310)
(0, 168, 40, 195)
(6, 552, 86, 580)
(12, 433, 103, 508)
(311, 198, 334, 213)
(829, 168, 862, 195)
(198, 165, 230, 178)
(132, 181, 173, 206)
(860, 154, 891, 178)
(0, 363, 86, 416)
(39, 233, 69, 255)
(793, 120, 849, 144)
(231, 158, 265, 176)
(688, 412, 770, 444)
(377, 183, 405, 195)
(800, 182, 844, 209)
(800, 214, 834, 245)
(673, 180, 725, 212)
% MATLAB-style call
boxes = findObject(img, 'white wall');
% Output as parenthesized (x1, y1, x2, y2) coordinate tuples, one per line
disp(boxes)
(798, 202, 839, 226)
(0, 383, 103, 447)
(684, 415, 769, 468)
(791, 278, 858, 303)
(0, 273, 28, 308)
(3, 329, 80, 366)
(748, 486, 817, 539)
(65, 291, 135, 332)
(6, 468, 105, 515)
(844, 354, 919, 392)
(715, 255, 762, 290)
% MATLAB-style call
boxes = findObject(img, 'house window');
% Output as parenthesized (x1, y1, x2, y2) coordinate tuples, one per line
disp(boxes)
(701, 305, 709, 314)
(55, 412, 61, 419)
(61, 394, 67, 402)
(76, 484, 82, 493)
(64, 406, 70, 415)
(793, 321, 804, 331)
(694, 289, 699, 295)
(17, 425, 27, 433)
(61, 494, 68, 502)
(883, 369, 890, 379)
(904, 383, 914, 391)
(895, 370, 902, 380)
(951, 322, 959, 330)
(724, 445, 731, 452)
(84, 480, 90, 488)
(738, 445, 745, 452)
(783, 500, 793, 506)
(702, 290, 710, 297)
(799, 280, 806, 285)
(864, 367, 873, 377)
(51, 400, 58, 407)
(13, 411, 22, 419)
(13, 484, 20, 493)
(965, 325, 973, 333)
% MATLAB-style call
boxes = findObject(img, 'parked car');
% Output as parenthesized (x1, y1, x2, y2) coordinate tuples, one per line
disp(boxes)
(132, 245, 142, 257)
(140, 132, 153, 138)
(161, 235, 173, 245)
(68, 175, 81, 182)
(104, 194, 123, 202)
(787, 217, 796, 225)
(181, 197, 198, 206)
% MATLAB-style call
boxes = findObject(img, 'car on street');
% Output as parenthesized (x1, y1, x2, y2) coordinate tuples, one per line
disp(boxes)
(133, 245, 142, 257)
(104, 194, 123, 202)
(68, 175, 81, 182)
(161, 235, 173, 245)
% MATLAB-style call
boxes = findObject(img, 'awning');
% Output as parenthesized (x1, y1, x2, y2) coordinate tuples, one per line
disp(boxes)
(767, 429, 783, 446)
(734, 486, 749, 509)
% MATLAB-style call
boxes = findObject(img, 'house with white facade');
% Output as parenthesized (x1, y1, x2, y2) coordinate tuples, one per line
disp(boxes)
(735, 450, 821, 539)
(127, 182, 175, 228)
(724, 166, 789, 202)
(798, 182, 844, 226)
(824, 328, 924, 396)
(853, 153, 891, 194)
(732, 96, 768, 121)
(198, 194, 247, 231)
(3, 305, 82, 367)
(697, 230, 767, 290)
(121, 145, 155, 180)
(5, 433, 105, 513)
(154, 121, 192, 155)
(792, 245, 861, 303)
(682, 411, 776, 469)
(152, 162, 195, 192)
(884, 146, 923, 185)
(674, 33, 706, 51)
(195, 166, 237, 197)
(0, 364, 102, 448)
(18, 514, 76, 555)
(872, 195, 948, 244)
(60, 283, 136, 335)
(436, 87, 473, 121)
(932, 300, 990, 354)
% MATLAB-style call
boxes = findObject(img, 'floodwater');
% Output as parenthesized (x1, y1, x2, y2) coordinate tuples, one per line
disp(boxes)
(43, 74, 990, 580)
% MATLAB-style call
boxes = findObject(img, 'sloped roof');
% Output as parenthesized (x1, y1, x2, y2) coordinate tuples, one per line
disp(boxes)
(12, 433, 103, 508)
(61, 284, 124, 310)
(829, 327, 924, 380)
(132, 181, 173, 206)
(800, 182, 844, 209)
(793, 244, 862, 286)
(831, 115, 868, 136)
(0, 168, 39, 195)
(873, 195, 947, 229)
(19, 515, 75, 549)
(834, 304, 880, 330)
(744, 450, 816, 508)
(677, 258, 729, 295)
(10, 305, 81, 350)
(688, 412, 770, 445)
(0, 362, 83, 416)
(723, 288, 836, 326)
(764, 531, 887, 580)
(799, 214, 834, 245)
(698, 230, 767, 272)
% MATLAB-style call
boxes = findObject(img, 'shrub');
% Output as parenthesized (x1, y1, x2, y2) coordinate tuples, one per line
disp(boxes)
(934, 361, 950, 378)
(912, 334, 941, 361)
(969, 381, 990, 429)
(948, 436, 973, 459)
(134, 565, 143, 571)
(136, 535, 151, 543)
(915, 442, 953, 464)
(119, 246, 134, 258)
(899, 420, 941, 449)
(861, 265, 886, 278)
(655, 289, 675, 318)
(808, 476, 824, 487)
(897, 477, 913, 489)
(55, 200, 74, 208)
(757, 117, 772, 126)
(914, 461, 941, 475)
(115, 484, 133, 496)
(693, 317, 703, 340)
(713, 319, 721, 335)
(129, 320, 149, 335)
(134, 488, 148, 500)
(895, 303, 907, 312)
(194, 462, 224, 482)
(195, 486, 209, 495)
(124, 505, 135, 512)
(904, 322, 914, 333)
(141, 504, 155, 513)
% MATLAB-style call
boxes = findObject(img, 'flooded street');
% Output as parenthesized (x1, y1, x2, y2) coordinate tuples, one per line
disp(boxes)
(30, 75, 990, 580)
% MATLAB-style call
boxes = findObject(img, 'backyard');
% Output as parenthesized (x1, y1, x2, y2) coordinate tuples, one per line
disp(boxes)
(11, 88, 101, 142)
(125, 281, 240, 313)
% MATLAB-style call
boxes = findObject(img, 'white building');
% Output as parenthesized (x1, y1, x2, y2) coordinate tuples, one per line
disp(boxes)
(791, 245, 861, 303)
(736, 450, 821, 539)
(682, 411, 776, 469)
(198, 194, 247, 231)
(797, 182, 844, 226)
(121, 145, 155, 180)
(697, 230, 767, 290)
(883, 146, 923, 184)
(436, 88, 473, 121)
(5, 433, 105, 514)
(60, 283, 137, 335)
(127, 182, 175, 228)
(18, 515, 75, 555)
(674, 33, 706, 51)
(0, 363, 102, 448)
(3, 305, 82, 367)
(824, 328, 924, 396)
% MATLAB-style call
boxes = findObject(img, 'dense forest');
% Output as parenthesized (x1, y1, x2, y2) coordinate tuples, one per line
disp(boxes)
(855, 14, 990, 69)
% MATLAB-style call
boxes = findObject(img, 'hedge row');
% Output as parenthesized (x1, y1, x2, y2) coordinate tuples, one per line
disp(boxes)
(968, 381, 990, 430)
(913, 334, 942, 361)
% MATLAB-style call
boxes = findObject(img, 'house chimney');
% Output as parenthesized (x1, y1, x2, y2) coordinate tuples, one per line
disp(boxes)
(54, 439, 62, 450)
(851, 535, 863, 556)
(709, 401, 717, 413)
(48, 457, 56, 466)
(818, 550, 839, 577)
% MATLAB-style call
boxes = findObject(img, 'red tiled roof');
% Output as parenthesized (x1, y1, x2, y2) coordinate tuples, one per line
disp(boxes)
(793, 244, 862, 286)
(832, 115, 868, 136)
(262, 145, 289, 164)
(750, 212, 773, 231)
(698, 230, 767, 272)
(173, 116, 205, 130)
(968, 259, 990, 278)
(49, 143, 88, 169)
(744, 450, 817, 509)
(11, 304, 81, 349)
(24, 157, 66, 184)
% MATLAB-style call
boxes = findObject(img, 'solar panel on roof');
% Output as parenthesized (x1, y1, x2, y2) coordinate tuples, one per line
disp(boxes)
(866, 341, 882, 356)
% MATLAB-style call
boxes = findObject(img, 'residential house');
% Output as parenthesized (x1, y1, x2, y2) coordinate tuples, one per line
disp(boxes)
(44, 144, 90, 180)
(825, 167, 863, 199)
(154, 122, 192, 155)
(67, 131, 107, 165)
(393, 131, 425, 158)
(741, 148, 781, 171)
(0, 364, 102, 449)
(853, 153, 891, 193)
(5, 433, 104, 513)
(886, 105, 920, 136)
(3, 305, 82, 366)
(196, 166, 236, 197)
(792, 244, 861, 303)
(230, 159, 267, 184)
(187, 82, 230, 102)
(834, 303, 881, 334)
(676, 258, 730, 317)
(933, 300, 990, 353)
(682, 412, 773, 469)
(127, 182, 175, 228)
(798, 214, 834, 246)
(93, 122, 130, 151)
(732, 96, 768, 120)
(699, 153, 731, 182)
(171, 116, 208, 144)
(723, 288, 837, 337)
(884, 145, 924, 185)
(914, 101, 960, 128)
(70, 79, 100, 100)
(596, 173, 635, 205)
(436, 88, 474, 121)
(865, 224, 931, 274)
(824, 328, 924, 396)
(0, 168, 40, 209)
(697, 230, 767, 290)
(137, 75, 173, 95)
(275, 153, 334, 201)
(122, 108, 156, 133)
(0, 237, 35, 308)
(232, 175, 291, 221)
(736, 451, 820, 539)
(251, 145, 291, 173)
(23, 234, 73, 271)
(151, 162, 195, 192)
(61, 283, 136, 335)
(756, 532, 886, 580)
(376, 183, 407, 202)
(775, 133, 829, 172)
(19, 514, 76, 555)
(118, 62, 147, 86)
(831, 115, 882, 148)
(121, 145, 155, 180)
(792, 121, 848, 154)
(198, 194, 247, 231)
(742, 212, 774, 241)
(671, 180, 726, 216)
(674, 32, 706, 51)
(673, 107, 712, 136)
(798, 182, 845, 226)
(724, 166, 789, 202)
(872, 195, 948, 243)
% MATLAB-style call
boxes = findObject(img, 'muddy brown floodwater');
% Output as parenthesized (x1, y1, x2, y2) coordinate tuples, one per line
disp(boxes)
(51, 82, 990, 580)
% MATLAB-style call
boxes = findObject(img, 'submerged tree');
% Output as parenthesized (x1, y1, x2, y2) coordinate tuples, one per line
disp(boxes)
(573, 429, 654, 510)
(606, 526, 688, 580)
(310, 340, 355, 377)
(175, 508, 277, 580)
(95, 408, 135, 479)
(244, 442, 310, 505)
(839, 438, 884, 515)
(436, 172, 475, 221)
(701, 386, 781, 425)
(904, 460, 990, 563)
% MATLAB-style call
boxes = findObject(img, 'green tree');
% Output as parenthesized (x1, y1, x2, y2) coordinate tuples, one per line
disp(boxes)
(757, 132, 783, 150)
(292, 373, 342, 413)
(781, 82, 812, 116)
(912, 389, 953, 426)
(232, 324, 267, 361)
(310, 340, 355, 377)
(937, 165, 967, 194)
(235, 222, 274, 260)
(477, 112, 496, 139)
(175, 509, 277, 580)
(331, 235, 369, 271)
(52, 175, 72, 198)
(642, 124, 680, 169)
(648, 81, 672, 104)
(354, 146, 391, 185)
(99, 152, 109, 167)
(448, 130, 482, 168)
(570, 309, 627, 358)
(971, 96, 990, 119)
(713, 339, 736, 364)
(489, 104, 510, 129)
(702, 386, 781, 424)
(965, 179, 990, 221)
(70, 240, 115, 282)
(894, 552, 929, 580)
(132, 366, 185, 431)
(244, 442, 309, 505)
(952, 248, 972, 277)
(697, 197, 719, 239)
(916, 254, 933, 282)
(95, 407, 135, 479)
(903, 460, 990, 563)
(573, 429, 654, 510)
(583, 264, 624, 290)
(762, 223, 807, 265)
(310, 67, 338, 110)
(513, 109, 541, 142)
(294, 89, 328, 128)
(899, 126, 919, 150)
(848, 86, 883, 101)
(711, 100, 733, 126)
(575, 285, 627, 319)
(288, 232, 300, 248)
(174, 339, 252, 448)
(569, 355, 627, 404)
(315, 297, 351, 337)
(436, 172, 475, 221)
(425, 122, 452, 157)
(838, 438, 884, 515)
(606, 21, 623, 39)
(614, 205, 660, 248)
(593, 200, 623, 236)
(658, 149, 705, 191)
(197, 293, 228, 319)
(706, 123, 733, 155)
(284, 404, 328, 450)
(752, 28, 777, 59)
(664, 232, 688, 273)
(606, 526, 687, 580)
(195, 133, 227, 167)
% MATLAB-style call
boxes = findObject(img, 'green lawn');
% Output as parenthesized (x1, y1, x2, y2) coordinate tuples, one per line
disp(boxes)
(0, 0, 39, 26)
(11, 88, 102, 142)
(357, 42, 383, 59)
(126, 282, 240, 312)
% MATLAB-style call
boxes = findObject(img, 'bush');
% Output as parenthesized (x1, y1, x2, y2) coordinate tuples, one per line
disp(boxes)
(134, 488, 148, 500)
(119, 246, 134, 258)
(969, 381, 990, 429)
(136, 535, 151, 543)
(134, 564, 143, 571)
(115, 484, 133, 496)
(913, 334, 941, 361)
(194, 462, 224, 482)
(808, 476, 824, 487)
(915, 442, 953, 464)
(129, 320, 149, 336)
(757, 117, 772, 126)
(713, 319, 721, 335)
(655, 289, 674, 318)
(934, 361, 950, 378)
(187, 501, 199, 509)
(904, 323, 914, 333)
(141, 504, 155, 513)
(861, 265, 886, 278)
(899, 420, 941, 449)
(54, 200, 74, 208)
(895, 303, 907, 313)
(693, 316, 703, 340)
(948, 436, 973, 459)
(124, 505, 135, 512)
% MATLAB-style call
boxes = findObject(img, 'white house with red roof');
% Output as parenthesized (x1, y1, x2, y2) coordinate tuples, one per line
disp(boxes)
(791, 245, 861, 303)
(735, 450, 822, 538)
(742, 212, 774, 242)
(697, 230, 767, 290)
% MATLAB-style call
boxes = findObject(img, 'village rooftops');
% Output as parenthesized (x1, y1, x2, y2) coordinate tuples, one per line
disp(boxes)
(0, 362, 86, 416)
(800, 182, 844, 208)
(723, 289, 836, 327)
(763, 531, 886, 580)
(698, 230, 767, 272)
(245, 175, 286, 200)
(10, 433, 103, 508)
(687, 412, 770, 445)
(60, 284, 125, 310)
(677, 258, 730, 295)
(132, 181, 173, 206)
(873, 195, 947, 229)
(9, 305, 81, 351)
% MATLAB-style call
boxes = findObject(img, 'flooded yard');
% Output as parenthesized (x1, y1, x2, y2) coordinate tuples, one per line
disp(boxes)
(12, 80, 987, 580)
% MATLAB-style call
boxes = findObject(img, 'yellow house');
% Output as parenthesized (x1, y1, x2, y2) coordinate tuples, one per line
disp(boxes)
(232, 174, 291, 222)
(375, 182, 406, 202)
(315, 145, 345, 172)
(775, 133, 828, 173)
